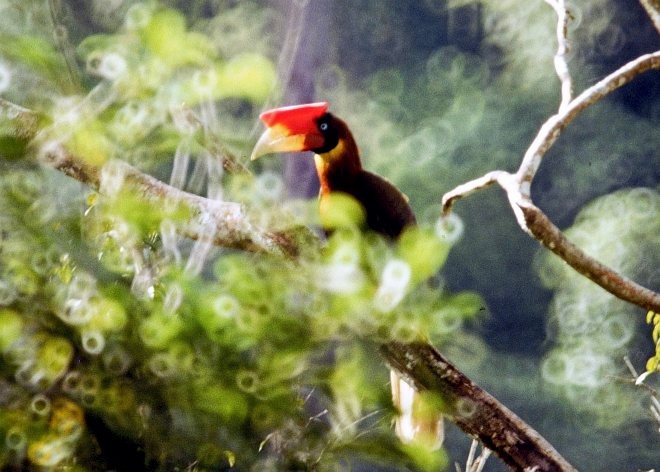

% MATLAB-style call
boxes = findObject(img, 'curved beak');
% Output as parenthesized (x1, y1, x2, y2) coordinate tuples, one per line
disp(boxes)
(250, 126, 317, 161)
(250, 102, 329, 160)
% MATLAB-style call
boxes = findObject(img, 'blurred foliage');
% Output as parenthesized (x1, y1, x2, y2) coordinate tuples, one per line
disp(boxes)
(0, 0, 658, 470)
(0, 167, 480, 469)
(0, 2, 483, 470)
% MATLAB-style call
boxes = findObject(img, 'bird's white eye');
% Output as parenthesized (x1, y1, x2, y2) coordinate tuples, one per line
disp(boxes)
(319, 122, 329, 131)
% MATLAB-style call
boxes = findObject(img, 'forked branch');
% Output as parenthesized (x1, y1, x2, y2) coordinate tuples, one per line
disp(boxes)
(442, 50, 660, 313)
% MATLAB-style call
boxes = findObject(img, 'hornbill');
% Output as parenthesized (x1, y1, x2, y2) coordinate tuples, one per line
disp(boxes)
(251, 102, 444, 448)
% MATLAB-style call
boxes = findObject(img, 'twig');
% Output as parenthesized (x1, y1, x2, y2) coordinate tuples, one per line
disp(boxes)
(381, 342, 577, 472)
(456, 439, 491, 472)
(622, 357, 660, 433)
(544, 0, 573, 110)
(623, 357, 658, 396)
(441, 51, 660, 313)
(442, 170, 511, 215)
(170, 106, 252, 176)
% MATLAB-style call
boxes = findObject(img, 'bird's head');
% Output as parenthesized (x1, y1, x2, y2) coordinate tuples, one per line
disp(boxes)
(250, 102, 347, 161)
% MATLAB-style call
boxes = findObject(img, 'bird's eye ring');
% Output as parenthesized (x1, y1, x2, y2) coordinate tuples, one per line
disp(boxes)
(319, 122, 329, 131)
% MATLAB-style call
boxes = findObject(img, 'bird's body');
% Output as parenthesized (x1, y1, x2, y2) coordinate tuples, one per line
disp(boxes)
(309, 113, 415, 239)
(251, 102, 443, 449)
(343, 170, 416, 239)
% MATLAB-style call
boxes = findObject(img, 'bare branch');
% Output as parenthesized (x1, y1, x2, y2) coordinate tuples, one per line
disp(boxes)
(639, 0, 660, 33)
(381, 342, 578, 472)
(520, 202, 660, 312)
(442, 50, 659, 214)
(516, 51, 660, 192)
(456, 439, 492, 472)
(544, 0, 573, 110)
(623, 357, 658, 396)
(441, 170, 511, 216)
(622, 356, 660, 433)
(441, 51, 660, 314)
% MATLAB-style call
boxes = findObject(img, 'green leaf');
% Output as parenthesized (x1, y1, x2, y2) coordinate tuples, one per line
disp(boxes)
(0, 35, 67, 85)
(397, 226, 450, 283)
(0, 308, 23, 353)
(319, 192, 366, 231)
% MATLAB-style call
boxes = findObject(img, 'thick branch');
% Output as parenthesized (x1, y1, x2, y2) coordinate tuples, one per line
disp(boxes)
(381, 342, 577, 472)
(100, 159, 286, 255)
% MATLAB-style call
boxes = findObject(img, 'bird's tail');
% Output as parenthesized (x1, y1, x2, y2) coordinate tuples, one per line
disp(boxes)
(390, 370, 444, 449)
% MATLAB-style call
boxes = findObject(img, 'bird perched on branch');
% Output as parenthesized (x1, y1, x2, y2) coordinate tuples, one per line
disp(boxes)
(251, 102, 444, 448)
(251, 102, 415, 237)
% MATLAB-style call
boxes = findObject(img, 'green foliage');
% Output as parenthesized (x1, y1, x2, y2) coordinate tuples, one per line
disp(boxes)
(0, 4, 485, 469)
(398, 226, 450, 284)
(0, 308, 23, 352)
(0, 2, 276, 173)
(0, 162, 478, 469)
(1, 0, 655, 469)
(319, 192, 367, 230)
(645, 311, 660, 374)
(0, 35, 69, 88)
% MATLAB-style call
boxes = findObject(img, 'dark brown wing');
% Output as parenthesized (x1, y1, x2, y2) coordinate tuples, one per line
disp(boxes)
(349, 170, 416, 239)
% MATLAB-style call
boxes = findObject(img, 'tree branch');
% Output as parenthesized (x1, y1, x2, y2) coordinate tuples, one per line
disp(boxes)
(520, 203, 660, 311)
(515, 51, 660, 191)
(0, 98, 287, 256)
(441, 51, 660, 313)
(381, 342, 577, 472)
(1, 97, 578, 470)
